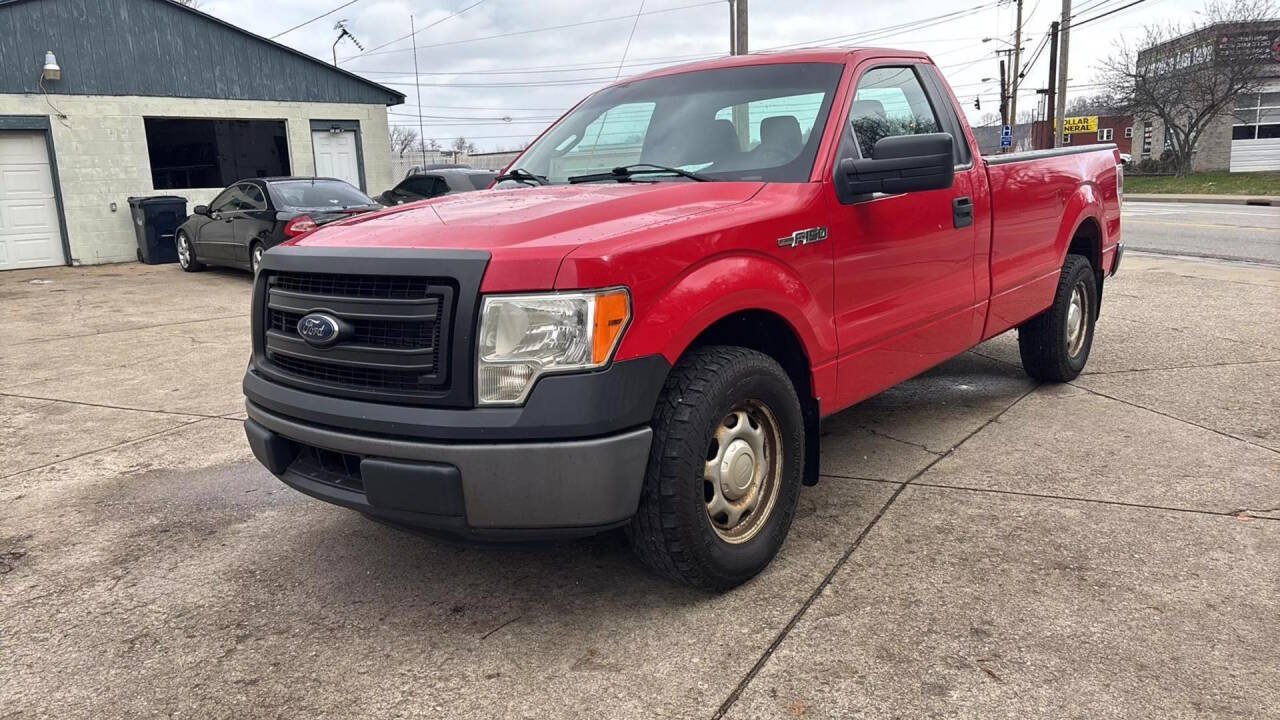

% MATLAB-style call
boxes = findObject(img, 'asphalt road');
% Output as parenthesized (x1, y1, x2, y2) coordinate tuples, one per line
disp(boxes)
(1123, 201, 1280, 266)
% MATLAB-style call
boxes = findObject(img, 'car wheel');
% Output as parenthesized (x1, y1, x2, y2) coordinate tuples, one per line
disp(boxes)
(251, 242, 265, 275)
(176, 231, 204, 272)
(1017, 254, 1097, 382)
(627, 345, 804, 591)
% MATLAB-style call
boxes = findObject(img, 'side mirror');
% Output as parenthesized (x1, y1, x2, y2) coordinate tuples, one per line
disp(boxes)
(840, 133, 955, 195)
(193, 204, 210, 216)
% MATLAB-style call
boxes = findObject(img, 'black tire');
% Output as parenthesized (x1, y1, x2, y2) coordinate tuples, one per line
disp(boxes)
(250, 241, 265, 275)
(1018, 254, 1097, 382)
(627, 346, 805, 591)
(176, 230, 205, 272)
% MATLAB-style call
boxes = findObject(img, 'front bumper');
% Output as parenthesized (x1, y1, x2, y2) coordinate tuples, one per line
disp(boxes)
(242, 355, 669, 539)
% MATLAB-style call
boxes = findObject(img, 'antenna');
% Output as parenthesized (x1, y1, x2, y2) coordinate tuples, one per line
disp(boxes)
(331, 20, 365, 65)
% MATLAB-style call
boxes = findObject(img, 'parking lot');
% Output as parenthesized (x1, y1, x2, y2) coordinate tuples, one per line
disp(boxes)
(2, 253, 1277, 718)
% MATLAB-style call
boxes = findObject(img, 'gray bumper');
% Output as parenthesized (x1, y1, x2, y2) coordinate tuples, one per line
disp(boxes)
(245, 401, 651, 536)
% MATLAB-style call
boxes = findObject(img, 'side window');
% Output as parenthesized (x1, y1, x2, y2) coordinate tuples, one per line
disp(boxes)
(209, 187, 239, 213)
(848, 67, 941, 159)
(242, 184, 267, 210)
(402, 177, 441, 197)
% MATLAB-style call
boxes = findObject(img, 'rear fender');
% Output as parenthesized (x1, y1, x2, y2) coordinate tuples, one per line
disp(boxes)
(1056, 184, 1105, 268)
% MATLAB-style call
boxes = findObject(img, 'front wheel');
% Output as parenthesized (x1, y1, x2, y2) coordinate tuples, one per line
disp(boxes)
(627, 346, 804, 591)
(1017, 254, 1097, 382)
(176, 231, 204, 272)
(250, 242, 265, 275)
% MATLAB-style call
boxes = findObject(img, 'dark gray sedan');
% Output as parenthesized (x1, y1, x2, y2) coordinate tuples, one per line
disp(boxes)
(176, 177, 380, 274)
(375, 168, 496, 206)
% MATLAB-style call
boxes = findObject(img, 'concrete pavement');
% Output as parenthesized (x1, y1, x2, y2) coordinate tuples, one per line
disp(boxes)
(1, 256, 1278, 718)
(1127, 193, 1279, 206)
(1122, 201, 1280, 266)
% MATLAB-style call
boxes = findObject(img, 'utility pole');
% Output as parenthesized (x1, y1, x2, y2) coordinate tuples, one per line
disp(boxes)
(1045, 21, 1059, 150)
(410, 15, 427, 168)
(734, 0, 748, 55)
(1008, 0, 1024, 151)
(728, 0, 736, 54)
(731, 0, 749, 148)
(1054, 0, 1072, 148)
(999, 59, 1009, 128)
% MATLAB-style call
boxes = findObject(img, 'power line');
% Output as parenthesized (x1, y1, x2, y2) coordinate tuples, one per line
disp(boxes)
(349, 0, 489, 58)
(268, 0, 364, 39)
(1073, 0, 1151, 28)
(341, 0, 724, 62)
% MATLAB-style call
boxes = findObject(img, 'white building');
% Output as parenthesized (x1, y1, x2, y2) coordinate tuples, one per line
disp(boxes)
(0, 0, 404, 270)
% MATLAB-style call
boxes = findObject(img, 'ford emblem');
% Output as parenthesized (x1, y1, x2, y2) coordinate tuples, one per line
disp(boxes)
(296, 313, 342, 347)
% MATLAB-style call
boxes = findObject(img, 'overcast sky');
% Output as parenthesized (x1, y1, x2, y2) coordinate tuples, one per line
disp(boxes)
(198, 0, 1212, 151)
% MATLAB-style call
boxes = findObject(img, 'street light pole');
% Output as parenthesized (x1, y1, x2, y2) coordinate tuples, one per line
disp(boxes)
(1009, 0, 1024, 151)
(1054, 0, 1072, 148)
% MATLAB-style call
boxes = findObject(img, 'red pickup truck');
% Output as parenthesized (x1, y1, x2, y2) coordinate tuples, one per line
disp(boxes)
(243, 48, 1123, 590)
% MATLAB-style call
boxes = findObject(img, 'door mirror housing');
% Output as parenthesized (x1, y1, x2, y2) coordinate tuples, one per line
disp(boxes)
(193, 204, 210, 216)
(840, 133, 955, 196)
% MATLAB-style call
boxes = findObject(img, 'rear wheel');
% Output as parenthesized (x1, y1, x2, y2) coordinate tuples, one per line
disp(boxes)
(176, 231, 204, 272)
(627, 346, 804, 591)
(1017, 254, 1097, 382)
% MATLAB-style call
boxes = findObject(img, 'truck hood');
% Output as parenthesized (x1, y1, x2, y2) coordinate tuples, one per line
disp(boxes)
(286, 182, 764, 289)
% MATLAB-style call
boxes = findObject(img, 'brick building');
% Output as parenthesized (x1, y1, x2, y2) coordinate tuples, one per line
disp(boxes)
(0, 0, 403, 270)
(1132, 20, 1280, 172)
(1030, 115, 1136, 153)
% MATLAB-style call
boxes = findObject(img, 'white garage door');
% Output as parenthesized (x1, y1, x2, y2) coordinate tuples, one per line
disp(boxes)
(0, 132, 65, 270)
(312, 130, 362, 189)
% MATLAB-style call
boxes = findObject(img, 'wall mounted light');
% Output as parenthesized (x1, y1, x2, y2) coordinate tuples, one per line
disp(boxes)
(42, 51, 61, 81)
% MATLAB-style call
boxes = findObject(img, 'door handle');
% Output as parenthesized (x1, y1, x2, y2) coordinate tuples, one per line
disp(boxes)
(953, 196, 974, 229)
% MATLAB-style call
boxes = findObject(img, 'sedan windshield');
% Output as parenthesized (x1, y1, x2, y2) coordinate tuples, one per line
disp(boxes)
(269, 179, 377, 211)
(506, 63, 843, 185)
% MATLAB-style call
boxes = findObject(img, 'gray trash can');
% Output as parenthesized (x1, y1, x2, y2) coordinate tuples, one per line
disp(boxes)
(128, 195, 187, 264)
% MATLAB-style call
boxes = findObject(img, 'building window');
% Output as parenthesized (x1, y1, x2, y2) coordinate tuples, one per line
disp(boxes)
(144, 118, 290, 190)
(1098, 128, 1114, 141)
(1124, 127, 1134, 138)
(1232, 90, 1280, 142)
(1062, 133, 1072, 144)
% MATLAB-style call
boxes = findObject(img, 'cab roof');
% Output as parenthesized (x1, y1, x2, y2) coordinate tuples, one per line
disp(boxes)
(624, 47, 933, 84)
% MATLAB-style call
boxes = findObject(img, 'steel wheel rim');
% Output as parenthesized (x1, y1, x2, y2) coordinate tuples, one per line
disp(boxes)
(1066, 280, 1089, 357)
(703, 399, 783, 544)
(252, 246, 263, 274)
(177, 234, 190, 268)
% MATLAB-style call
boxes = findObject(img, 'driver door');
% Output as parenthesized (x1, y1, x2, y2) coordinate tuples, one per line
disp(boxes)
(827, 63, 983, 408)
(199, 185, 246, 261)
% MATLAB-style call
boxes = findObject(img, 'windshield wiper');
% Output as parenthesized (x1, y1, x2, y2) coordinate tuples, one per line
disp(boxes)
(567, 164, 715, 184)
(494, 168, 548, 186)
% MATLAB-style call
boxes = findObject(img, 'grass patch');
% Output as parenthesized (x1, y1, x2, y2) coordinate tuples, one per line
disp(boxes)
(1125, 171, 1280, 196)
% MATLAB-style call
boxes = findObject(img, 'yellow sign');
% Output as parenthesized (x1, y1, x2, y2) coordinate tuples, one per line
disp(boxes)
(1063, 115, 1099, 134)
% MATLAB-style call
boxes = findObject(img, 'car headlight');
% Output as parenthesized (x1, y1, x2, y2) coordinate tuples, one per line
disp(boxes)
(477, 288, 630, 405)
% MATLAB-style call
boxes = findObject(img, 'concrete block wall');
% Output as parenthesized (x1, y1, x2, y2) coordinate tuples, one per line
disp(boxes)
(1142, 114, 1233, 172)
(0, 94, 394, 266)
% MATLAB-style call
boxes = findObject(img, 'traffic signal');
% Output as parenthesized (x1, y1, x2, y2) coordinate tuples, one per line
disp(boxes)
(974, 97, 981, 110)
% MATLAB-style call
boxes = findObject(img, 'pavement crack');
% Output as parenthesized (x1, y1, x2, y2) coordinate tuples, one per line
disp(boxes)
(712, 385, 1040, 719)
(9, 314, 244, 347)
(0, 392, 220, 421)
(1067, 382, 1280, 457)
(0, 417, 211, 481)
(1081, 359, 1280, 376)
(855, 424, 942, 455)
(481, 615, 522, 640)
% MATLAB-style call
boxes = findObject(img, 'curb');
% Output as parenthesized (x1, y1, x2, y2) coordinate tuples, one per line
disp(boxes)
(1126, 194, 1280, 207)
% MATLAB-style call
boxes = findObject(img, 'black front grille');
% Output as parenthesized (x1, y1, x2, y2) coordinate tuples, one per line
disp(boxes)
(268, 308, 440, 350)
(259, 271, 454, 402)
(288, 445, 364, 492)
(269, 352, 437, 393)
(271, 272, 432, 300)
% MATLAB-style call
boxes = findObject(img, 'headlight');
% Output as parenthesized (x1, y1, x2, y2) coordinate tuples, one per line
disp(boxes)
(477, 288, 630, 405)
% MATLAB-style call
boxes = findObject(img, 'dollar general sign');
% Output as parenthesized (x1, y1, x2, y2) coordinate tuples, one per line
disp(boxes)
(1063, 116, 1098, 134)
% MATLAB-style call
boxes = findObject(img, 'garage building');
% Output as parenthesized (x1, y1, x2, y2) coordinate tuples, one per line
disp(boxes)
(0, 0, 403, 270)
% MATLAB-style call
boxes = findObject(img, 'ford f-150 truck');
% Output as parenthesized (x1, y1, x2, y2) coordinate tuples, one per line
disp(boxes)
(243, 48, 1122, 590)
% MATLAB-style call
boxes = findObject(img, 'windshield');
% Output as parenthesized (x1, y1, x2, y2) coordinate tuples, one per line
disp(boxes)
(507, 63, 843, 185)
(268, 179, 376, 210)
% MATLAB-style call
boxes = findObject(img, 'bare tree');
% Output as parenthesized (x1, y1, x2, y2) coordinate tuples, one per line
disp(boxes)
(425, 138, 441, 152)
(1065, 93, 1128, 117)
(1099, 0, 1278, 175)
(390, 126, 419, 158)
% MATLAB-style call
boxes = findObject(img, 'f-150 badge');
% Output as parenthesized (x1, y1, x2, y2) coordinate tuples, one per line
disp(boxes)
(778, 226, 828, 248)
